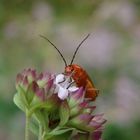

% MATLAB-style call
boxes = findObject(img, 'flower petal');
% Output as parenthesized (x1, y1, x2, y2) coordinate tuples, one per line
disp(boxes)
(68, 113, 94, 132)
(58, 86, 69, 100)
(91, 130, 102, 140)
(68, 86, 79, 92)
(55, 74, 65, 84)
(89, 118, 107, 130)
(16, 73, 23, 84)
(69, 87, 84, 108)
(70, 101, 88, 117)
(35, 88, 45, 101)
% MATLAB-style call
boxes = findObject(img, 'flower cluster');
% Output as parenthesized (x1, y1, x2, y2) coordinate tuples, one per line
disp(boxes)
(14, 68, 106, 140)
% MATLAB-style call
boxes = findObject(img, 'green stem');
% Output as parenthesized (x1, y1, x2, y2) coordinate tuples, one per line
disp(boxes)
(25, 111, 30, 140)
(39, 124, 43, 140)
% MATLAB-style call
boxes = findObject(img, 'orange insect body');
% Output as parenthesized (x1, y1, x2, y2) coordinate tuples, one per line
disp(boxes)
(65, 64, 98, 101)
(40, 34, 99, 101)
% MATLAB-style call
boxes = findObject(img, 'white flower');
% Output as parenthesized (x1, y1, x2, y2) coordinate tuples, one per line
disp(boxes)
(57, 86, 69, 100)
(54, 74, 79, 100)
(54, 74, 65, 84)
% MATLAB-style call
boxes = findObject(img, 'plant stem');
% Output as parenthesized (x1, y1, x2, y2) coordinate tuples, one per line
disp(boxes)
(25, 111, 30, 140)
(39, 124, 43, 140)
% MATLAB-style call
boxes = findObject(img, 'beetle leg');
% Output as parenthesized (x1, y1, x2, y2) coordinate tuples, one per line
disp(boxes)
(66, 81, 75, 89)
(64, 70, 75, 83)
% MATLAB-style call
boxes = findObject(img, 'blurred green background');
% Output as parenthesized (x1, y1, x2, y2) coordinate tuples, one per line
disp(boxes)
(0, 0, 140, 140)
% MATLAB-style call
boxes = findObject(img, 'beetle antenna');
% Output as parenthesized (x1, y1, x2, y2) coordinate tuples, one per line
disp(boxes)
(40, 35, 67, 67)
(70, 34, 90, 65)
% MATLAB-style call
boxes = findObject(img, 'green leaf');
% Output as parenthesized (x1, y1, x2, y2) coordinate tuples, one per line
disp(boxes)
(59, 101, 70, 126)
(34, 110, 49, 129)
(28, 100, 56, 117)
(67, 118, 94, 132)
(50, 127, 73, 135)
(30, 95, 60, 116)
(26, 83, 35, 104)
(28, 102, 43, 117)
(16, 85, 29, 108)
(13, 93, 26, 112)
(29, 118, 39, 136)
(48, 134, 70, 140)
(45, 127, 74, 139)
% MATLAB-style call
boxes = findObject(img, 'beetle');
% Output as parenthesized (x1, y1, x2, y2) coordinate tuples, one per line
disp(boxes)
(40, 34, 99, 101)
